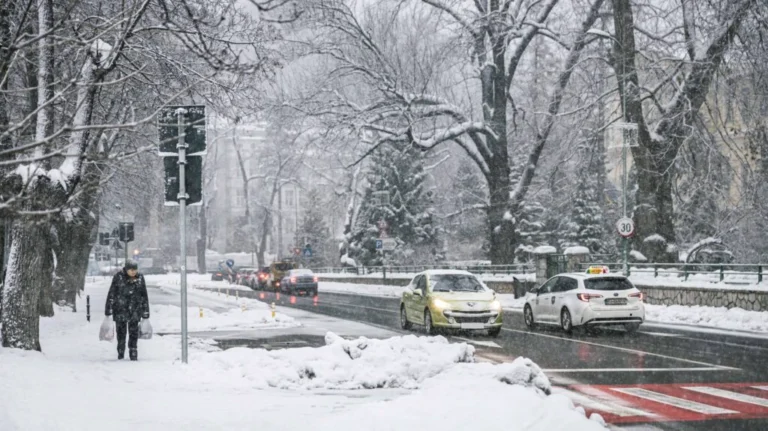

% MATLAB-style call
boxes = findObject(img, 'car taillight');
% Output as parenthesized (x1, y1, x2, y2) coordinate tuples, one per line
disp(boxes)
(577, 293, 603, 302)
(629, 292, 644, 301)
(290, 277, 296, 283)
(313, 276, 318, 282)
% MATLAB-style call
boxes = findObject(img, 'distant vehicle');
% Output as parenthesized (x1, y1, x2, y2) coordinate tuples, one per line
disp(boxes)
(400, 270, 502, 337)
(252, 267, 271, 290)
(279, 269, 318, 296)
(270, 260, 299, 289)
(237, 268, 257, 286)
(523, 266, 645, 333)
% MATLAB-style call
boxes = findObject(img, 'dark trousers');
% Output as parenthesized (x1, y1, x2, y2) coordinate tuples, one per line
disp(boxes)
(116, 320, 139, 353)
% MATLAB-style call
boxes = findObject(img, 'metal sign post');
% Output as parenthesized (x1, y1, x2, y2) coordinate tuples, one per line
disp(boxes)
(177, 109, 189, 364)
(158, 105, 205, 365)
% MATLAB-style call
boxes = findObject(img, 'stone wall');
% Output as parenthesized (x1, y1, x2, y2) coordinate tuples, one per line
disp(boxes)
(639, 284, 768, 311)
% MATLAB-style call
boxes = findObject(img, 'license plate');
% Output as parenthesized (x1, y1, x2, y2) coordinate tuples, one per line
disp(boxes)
(460, 323, 485, 330)
(605, 298, 627, 306)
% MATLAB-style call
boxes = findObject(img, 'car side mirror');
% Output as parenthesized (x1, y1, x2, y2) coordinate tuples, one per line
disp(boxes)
(414, 288, 423, 296)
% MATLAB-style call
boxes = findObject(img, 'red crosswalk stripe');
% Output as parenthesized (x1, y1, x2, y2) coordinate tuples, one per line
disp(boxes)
(561, 382, 768, 424)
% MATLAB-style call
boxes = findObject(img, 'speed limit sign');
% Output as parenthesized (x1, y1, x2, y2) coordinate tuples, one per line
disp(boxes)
(616, 217, 635, 238)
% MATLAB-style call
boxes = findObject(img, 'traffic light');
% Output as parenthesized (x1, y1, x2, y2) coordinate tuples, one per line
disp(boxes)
(99, 232, 110, 246)
(119, 222, 134, 242)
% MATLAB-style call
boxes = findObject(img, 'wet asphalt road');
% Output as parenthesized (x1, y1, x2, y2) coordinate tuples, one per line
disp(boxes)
(214, 287, 768, 431)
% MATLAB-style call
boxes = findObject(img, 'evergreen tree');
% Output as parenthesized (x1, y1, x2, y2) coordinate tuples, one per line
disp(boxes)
(350, 141, 439, 266)
(513, 199, 549, 262)
(562, 173, 604, 253)
(447, 163, 488, 257)
(295, 191, 332, 267)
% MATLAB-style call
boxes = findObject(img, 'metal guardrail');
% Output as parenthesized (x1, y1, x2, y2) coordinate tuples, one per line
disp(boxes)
(311, 264, 533, 277)
(578, 262, 764, 285)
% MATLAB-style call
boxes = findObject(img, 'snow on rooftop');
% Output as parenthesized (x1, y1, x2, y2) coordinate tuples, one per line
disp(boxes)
(533, 245, 557, 254)
(422, 269, 473, 275)
(564, 246, 590, 255)
(643, 234, 666, 243)
(629, 250, 647, 262)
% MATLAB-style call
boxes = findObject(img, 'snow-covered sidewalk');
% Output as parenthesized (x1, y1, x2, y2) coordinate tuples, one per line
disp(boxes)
(0, 278, 607, 431)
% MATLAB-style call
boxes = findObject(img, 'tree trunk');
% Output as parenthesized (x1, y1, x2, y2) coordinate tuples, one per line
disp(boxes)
(0, 176, 60, 350)
(36, 232, 54, 317)
(52, 203, 98, 310)
(487, 162, 514, 264)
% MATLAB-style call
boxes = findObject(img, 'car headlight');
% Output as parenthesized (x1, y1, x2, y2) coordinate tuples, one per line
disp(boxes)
(432, 298, 451, 310)
(489, 300, 501, 311)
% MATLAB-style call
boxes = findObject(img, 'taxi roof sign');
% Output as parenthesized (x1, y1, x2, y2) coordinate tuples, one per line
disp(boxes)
(586, 265, 609, 274)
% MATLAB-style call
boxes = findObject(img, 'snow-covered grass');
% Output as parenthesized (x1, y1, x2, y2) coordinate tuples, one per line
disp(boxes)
(320, 281, 406, 297)
(0, 279, 607, 431)
(646, 304, 768, 333)
(151, 304, 298, 333)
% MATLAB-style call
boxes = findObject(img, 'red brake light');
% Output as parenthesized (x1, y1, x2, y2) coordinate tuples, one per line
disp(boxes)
(313, 276, 318, 282)
(629, 292, 644, 301)
(577, 293, 603, 302)
(290, 277, 297, 284)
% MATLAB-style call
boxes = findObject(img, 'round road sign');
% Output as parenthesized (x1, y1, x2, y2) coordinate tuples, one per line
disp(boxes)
(616, 217, 635, 238)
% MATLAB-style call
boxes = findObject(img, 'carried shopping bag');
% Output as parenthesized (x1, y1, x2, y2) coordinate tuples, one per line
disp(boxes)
(99, 316, 114, 342)
(139, 318, 153, 340)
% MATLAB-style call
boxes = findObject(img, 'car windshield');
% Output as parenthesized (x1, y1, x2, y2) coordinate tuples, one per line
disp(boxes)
(584, 278, 634, 291)
(430, 274, 486, 292)
(291, 269, 313, 276)
(274, 263, 293, 271)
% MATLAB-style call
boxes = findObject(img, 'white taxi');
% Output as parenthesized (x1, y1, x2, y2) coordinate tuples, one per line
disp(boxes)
(523, 267, 645, 333)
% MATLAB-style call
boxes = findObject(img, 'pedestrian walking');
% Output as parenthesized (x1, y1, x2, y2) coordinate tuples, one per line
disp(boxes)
(105, 259, 149, 361)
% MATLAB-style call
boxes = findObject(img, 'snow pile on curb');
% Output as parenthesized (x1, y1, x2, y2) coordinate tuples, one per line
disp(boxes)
(646, 304, 768, 333)
(190, 332, 475, 390)
(309, 357, 606, 431)
(151, 304, 299, 333)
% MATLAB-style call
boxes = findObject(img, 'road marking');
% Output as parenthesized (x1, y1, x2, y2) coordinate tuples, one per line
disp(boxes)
(683, 386, 768, 408)
(638, 331, 681, 337)
(612, 387, 738, 415)
(544, 367, 727, 373)
(553, 387, 654, 417)
(454, 337, 501, 348)
(501, 327, 739, 370)
(474, 351, 517, 363)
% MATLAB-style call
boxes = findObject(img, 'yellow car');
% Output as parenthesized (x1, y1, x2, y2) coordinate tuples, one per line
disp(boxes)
(400, 270, 503, 337)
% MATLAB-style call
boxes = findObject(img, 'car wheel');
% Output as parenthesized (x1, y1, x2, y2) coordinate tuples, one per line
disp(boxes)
(624, 322, 640, 333)
(424, 309, 436, 335)
(524, 304, 536, 329)
(488, 327, 501, 338)
(400, 306, 412, 330)
(560, 308, 573, 333)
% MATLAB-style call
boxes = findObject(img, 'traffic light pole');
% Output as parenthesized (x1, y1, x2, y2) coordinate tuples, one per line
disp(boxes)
(177, 111, 188, 364)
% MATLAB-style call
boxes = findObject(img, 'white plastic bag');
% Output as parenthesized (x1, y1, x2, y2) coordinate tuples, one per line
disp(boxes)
(99, 316, 114, 342)
(139, 318, 153, 340)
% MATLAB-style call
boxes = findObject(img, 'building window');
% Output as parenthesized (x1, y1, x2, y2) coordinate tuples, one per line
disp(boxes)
(285, 189, 294, 207)
(235, 188, 245, 206)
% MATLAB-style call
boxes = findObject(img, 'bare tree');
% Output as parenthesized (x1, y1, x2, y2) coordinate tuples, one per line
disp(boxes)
(609, 0, 758, 261)
(289, 0, 606, 263)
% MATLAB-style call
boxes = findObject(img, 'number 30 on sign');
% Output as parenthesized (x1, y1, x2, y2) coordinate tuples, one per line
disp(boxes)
(616, 217, 635, 238)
